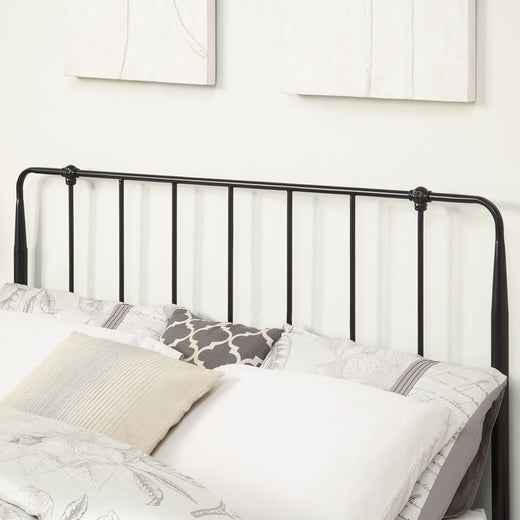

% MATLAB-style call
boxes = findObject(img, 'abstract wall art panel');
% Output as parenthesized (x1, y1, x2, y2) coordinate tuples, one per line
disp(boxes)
(285, 0, 476, 102)
(65, 0, 216, 85)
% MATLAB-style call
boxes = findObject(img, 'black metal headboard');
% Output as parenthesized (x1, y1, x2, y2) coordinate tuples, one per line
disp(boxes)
(13, 165, 509, 520)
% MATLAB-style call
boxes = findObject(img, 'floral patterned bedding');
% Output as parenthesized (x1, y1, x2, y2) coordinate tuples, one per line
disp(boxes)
(0, 407, 240, 520)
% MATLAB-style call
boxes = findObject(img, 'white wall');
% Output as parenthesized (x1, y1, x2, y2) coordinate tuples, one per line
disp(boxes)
(1, 1, 519, 518)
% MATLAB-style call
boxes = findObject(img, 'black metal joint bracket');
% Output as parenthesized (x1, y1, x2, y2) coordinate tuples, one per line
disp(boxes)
(409, 186, 431, 211)
(62, 164, 79, 186)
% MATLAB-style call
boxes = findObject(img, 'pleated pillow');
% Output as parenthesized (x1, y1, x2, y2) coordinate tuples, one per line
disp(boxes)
(2, 332, 222, 453)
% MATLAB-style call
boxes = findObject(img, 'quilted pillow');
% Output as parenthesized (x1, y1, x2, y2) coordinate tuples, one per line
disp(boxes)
(160, 307, 282, 369)
(262, 325, 506, 520)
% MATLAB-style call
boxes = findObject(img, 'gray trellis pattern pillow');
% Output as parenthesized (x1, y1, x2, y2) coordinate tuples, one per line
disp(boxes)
(160, 308, 282, 369)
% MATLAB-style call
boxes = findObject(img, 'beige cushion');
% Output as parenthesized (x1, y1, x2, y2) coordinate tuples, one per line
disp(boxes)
(1, 331, 222, 454)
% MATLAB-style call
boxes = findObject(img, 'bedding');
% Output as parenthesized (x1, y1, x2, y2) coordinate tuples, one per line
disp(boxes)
(0, 406, 239, 520)
(0, 297, 501, 520)
(0, 283, 178, 339)
(153, 364, 458, 520)
(457, 511, 487, 520)
(160, 307, 282, 368)
(0, 310, 180, 401)
(0, 283, 282, 369)
(2, 332, 222, 454)
(262, 326, 507, 520)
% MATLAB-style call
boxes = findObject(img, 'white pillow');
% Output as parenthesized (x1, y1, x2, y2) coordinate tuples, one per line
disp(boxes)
(262, 326, 507, 520)
(0, 310, 181, 400)
(153, 364, 458, 520)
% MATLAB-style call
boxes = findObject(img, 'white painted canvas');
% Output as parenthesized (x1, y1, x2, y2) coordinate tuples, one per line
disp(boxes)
(66, 0, 215, 85)
(285, 0, 475, 102)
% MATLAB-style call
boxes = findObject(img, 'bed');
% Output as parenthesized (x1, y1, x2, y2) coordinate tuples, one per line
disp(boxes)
(0, 165, 509, 520)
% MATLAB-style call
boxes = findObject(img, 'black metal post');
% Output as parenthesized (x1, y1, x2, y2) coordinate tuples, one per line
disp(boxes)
(14, 172, 29, 285)
(227, 186, 234, 322)
(350, 195, 356, 341)
(409, 187, 430, 357)
(68, 183, 75, 293)
(417, 210, 425, 357)
(287, 190, 293, 324)
(172, 183, 178, 305)
(491, 232, 509, 520)
(119, 179, 125, 302)
(63, 165, 78, 293)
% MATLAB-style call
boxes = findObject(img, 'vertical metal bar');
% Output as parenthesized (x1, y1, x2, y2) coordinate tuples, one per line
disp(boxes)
(227, 187, 234, 322)
(409, 187, 430, 357)
(172, 183, 178, 304)
(417, 210, 425, 356)
(119, 179, 125, 302)
(350, 195, 356, 341)
(287, 190, 293, 324)
(68, 183, 75, 293)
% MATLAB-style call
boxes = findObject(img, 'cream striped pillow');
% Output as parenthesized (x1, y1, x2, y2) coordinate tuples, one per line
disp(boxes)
(2, 332, 222, 454)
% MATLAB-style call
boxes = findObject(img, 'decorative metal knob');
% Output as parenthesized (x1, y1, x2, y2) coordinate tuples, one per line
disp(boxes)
(62, 164, 79, 186)
(408, 186, 431, 211)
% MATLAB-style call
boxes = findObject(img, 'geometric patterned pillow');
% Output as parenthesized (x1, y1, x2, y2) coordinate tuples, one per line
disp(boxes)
(160, 307, 282, 369)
